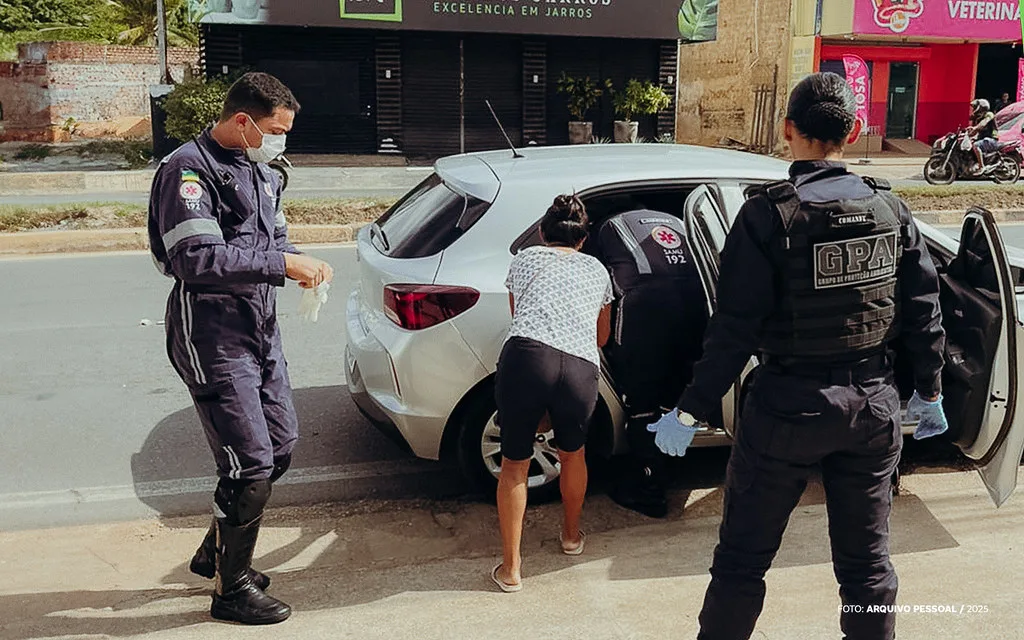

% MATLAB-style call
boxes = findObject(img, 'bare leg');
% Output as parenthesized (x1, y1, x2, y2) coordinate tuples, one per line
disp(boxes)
(559, 447, 588, 550)
(975, 145, 985, 168)
(496, 457, 531, 586)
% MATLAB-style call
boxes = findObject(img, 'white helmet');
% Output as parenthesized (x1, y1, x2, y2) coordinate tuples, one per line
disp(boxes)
(971, 98, 990, 114)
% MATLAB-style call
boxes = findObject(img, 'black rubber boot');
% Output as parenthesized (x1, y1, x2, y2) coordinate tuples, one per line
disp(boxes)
(210, 517, 291, 625)
(609, 463, 668, 519)
(190, 520, 270, 590)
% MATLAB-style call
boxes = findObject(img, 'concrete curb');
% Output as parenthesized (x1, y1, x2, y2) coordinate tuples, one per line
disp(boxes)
(0, 223, 366, 256)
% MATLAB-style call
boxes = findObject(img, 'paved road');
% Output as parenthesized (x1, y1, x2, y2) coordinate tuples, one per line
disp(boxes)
(0, 246, 465, 531)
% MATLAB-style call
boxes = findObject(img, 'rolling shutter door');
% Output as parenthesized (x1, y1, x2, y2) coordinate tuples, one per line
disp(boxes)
(245, 27, 377, 154)
(402, 34, 461, 158)
(464, 35, 523, 152)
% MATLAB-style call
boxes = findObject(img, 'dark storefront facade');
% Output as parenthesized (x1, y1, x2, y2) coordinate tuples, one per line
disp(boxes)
(200, 0, 717, 157)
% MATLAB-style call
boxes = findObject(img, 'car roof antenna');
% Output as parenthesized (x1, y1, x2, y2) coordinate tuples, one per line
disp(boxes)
(486, 99, 525, 159)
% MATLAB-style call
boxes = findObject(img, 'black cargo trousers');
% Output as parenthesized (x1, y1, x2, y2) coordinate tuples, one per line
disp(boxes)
(698, 354, 902, 640)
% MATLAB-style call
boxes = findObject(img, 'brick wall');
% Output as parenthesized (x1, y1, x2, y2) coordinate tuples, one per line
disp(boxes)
(676, 0, 794, 151)
(19, 42, 198, 66)
(0, 41, 199, 142)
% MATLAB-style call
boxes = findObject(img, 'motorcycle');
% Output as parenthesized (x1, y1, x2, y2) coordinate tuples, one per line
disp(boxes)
(924, 128, 1022, 185)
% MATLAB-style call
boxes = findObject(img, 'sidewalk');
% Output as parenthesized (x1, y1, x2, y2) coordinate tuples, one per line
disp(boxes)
(0, 469, 1020, 639)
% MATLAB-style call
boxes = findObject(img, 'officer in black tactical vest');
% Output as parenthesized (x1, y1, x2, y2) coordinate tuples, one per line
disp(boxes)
(596, 208, 707, 518)
(647, 73, 950, 640)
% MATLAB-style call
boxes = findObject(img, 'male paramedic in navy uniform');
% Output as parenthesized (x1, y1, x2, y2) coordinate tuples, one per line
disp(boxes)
(148, 72, 333, 625)
(647, 73, 950, 639)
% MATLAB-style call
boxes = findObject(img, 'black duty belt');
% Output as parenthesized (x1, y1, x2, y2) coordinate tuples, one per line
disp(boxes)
(760, 352, 891, 385)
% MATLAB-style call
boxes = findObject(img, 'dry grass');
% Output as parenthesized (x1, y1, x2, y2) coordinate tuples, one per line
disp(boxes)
(893, 184, 1024, 212)
(0, 198, 397, 234)
(3, 186, 1024, 235)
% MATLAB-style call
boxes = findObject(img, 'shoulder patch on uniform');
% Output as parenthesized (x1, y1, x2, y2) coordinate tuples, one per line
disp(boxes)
(181, 169, 200, 183)
(180, 180, 204, 201)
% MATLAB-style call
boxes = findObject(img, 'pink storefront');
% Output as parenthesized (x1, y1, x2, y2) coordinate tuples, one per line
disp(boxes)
(816, 0, 1023, 145)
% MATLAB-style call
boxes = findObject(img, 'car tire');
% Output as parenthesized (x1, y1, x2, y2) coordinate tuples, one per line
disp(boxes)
(456, 382, 562, 503)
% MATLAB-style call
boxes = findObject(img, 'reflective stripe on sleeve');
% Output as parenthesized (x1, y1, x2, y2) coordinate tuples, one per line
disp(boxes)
(275, 210, 287, 229)
(162, 218, 224, 253)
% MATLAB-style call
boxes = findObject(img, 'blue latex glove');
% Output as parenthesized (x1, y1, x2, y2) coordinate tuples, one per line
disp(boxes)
(906, 391, 948, 440)
(647, 411, 699, 457)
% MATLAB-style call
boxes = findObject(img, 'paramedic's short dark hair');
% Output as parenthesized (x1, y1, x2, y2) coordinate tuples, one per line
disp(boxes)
(221, 72, 301, 121)
(541, 194, 589, 248)
(786, 72, 857, 145)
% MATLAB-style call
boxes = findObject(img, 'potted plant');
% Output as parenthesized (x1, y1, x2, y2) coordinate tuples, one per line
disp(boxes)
(612, 79, 672, 143)
(557, 74, 611, 145)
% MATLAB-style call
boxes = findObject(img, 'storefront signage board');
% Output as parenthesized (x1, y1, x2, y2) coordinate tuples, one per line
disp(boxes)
(198, 0, 720, 41)
(853, 0, 1022, 40)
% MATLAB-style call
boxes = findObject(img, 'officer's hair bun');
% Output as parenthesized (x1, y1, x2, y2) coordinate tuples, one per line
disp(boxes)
(541, 193, 589, 248)
(787, 72, 858, 145)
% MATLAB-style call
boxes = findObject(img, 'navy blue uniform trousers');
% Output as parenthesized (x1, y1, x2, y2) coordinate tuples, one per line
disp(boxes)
(166, 279, 298, 481)
(698, 363, 902, 640)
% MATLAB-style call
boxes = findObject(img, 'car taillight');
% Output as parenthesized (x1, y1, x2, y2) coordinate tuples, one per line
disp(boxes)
(383, 284, 480, 330)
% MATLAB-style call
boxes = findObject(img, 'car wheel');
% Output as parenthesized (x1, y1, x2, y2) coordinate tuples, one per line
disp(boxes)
(923, 156, 956, 185)
(457, 384, 562, 502)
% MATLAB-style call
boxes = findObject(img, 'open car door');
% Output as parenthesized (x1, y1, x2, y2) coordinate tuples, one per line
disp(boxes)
(682, 185, 752, 437)
(935, 208, 1024, 507)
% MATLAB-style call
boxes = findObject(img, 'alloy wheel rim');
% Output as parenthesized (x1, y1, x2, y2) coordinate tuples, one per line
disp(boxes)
(481, 413, 561, 489)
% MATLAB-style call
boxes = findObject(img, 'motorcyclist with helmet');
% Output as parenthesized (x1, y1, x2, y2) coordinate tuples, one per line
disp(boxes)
(968, 98, 999, 175)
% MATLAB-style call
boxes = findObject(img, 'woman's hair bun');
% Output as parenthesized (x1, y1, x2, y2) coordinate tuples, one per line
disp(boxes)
(541, 193, 588, 247)
(786, 72, 858, 145)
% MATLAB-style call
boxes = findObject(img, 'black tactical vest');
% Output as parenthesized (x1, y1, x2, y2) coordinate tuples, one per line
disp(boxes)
(754, 176, 905, 358)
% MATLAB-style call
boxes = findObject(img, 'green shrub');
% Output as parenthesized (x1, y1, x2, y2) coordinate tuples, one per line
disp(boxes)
(612, 79, 672, 122)
(557, 73, 611, 122)
(164, 78, 229, 143)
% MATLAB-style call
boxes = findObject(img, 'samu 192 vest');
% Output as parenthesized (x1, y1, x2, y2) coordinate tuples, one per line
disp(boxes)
(754, 177, 905, 358)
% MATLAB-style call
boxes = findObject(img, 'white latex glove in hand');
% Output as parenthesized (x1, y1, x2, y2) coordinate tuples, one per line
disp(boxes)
(647, 410, 700, 457)
(298, 282, 330, 323)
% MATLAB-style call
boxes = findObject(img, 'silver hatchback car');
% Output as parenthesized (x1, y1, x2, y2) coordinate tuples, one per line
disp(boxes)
(346, 144, 1024, 506)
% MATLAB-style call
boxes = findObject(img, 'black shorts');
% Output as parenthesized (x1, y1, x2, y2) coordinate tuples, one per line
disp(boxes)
(495, 337, 600, 461)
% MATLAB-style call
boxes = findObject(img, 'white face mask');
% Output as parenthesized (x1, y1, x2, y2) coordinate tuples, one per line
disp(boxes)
(243, 116, 287, 164)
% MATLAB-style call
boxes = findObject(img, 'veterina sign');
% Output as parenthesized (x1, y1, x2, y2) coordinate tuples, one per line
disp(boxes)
(200, 0, 721, 41)
(854, 0, 1022, 39)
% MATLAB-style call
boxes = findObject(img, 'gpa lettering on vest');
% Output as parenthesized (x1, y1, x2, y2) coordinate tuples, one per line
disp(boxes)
(814, 231, 898, 290)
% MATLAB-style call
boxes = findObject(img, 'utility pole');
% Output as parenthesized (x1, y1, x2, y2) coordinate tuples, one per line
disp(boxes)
(156, 0, 171, 84)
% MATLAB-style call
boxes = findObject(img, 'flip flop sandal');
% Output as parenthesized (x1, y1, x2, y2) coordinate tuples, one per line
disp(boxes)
(491, 563, 522, 593)
(560, 531, 586, 556)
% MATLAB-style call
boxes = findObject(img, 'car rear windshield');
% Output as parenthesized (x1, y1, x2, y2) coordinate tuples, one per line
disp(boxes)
(370, 173, 491, 259)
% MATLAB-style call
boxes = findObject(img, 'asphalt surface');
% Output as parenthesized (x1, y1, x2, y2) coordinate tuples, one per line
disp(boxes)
(2, 224, 1023, 532)
(0, 246, 466, 531)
